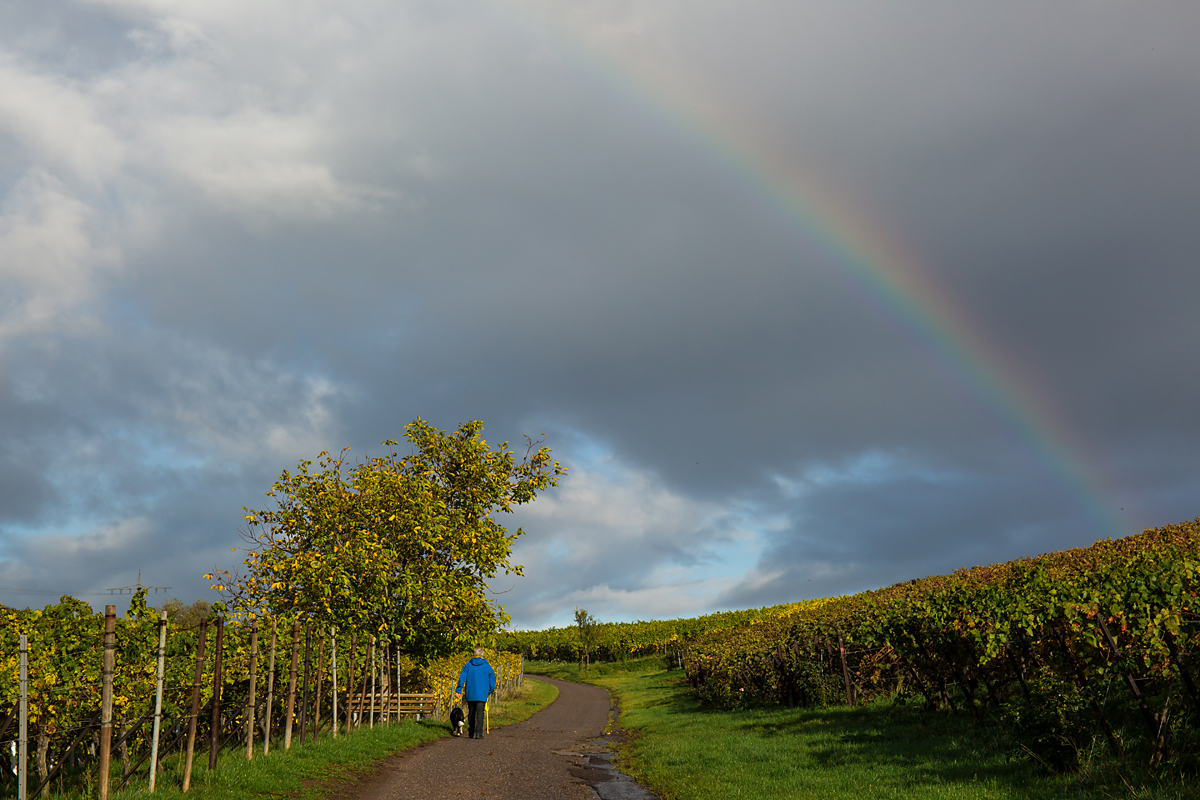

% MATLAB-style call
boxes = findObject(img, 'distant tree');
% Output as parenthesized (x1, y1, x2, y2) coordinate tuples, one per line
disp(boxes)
(575, 607, 598, 671)
(161, 598, 212, 630)
(207, 418, 566, 661)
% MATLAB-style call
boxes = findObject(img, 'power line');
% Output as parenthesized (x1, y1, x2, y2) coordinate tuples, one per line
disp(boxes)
(1, 570, 172, 598)
(0, 587, 115, 596)
(106, 569, 171, 596)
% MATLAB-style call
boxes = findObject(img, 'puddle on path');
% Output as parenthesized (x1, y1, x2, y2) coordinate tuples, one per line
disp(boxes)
(553, 695, 659, 800)
(567, 751, 658, 800)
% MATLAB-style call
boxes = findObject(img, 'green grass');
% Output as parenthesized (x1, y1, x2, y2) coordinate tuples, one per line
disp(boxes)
(39, 678, 558, 800)
(527, 658, 1195, 800)
(45, 722, 442, 800)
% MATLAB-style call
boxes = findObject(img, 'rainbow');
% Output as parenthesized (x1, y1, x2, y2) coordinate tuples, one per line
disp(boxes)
(490, 1, 1126, 540)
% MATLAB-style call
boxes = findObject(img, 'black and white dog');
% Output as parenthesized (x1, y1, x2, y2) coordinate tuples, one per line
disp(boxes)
(449, 706, 466, 737)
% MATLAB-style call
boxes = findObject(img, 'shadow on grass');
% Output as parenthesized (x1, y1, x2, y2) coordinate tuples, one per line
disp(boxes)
(590, 663, 1145, 800)
(778, 706, 1023, 785)
(526, 657, 1200, 799)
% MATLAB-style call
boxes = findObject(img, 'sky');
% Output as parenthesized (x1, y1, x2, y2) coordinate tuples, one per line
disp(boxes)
(1, 0, 1198, 630)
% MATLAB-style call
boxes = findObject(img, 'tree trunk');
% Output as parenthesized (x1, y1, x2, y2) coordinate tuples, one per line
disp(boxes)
(36, 724, 49, 798)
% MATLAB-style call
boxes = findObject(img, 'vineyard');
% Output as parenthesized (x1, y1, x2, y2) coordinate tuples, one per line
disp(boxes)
(0, 592, 522, 798)
(680, 517, 1200, 770)
(507, 518, 1200, 774)
(498, 604, 805, 662)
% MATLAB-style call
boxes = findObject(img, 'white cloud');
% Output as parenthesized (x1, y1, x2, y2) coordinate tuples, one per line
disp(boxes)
(0, 0, 409, 345)
(541, 576, 745, 624)
(502, 442, 770, 627)
(151, 110, 360, 219)
(0, 516, 149, 567)
(141, 338, 348, 464)
(769, 449, 954, 498)
(0, 59, 125, 184)
(514, 458, 721, 569)
(0, 55, 128, 346)
(126, 16, 214, 54)
(0, 170, 114, 343)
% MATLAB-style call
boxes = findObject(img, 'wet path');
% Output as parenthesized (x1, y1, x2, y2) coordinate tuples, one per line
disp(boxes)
(329, 676, 657, 800)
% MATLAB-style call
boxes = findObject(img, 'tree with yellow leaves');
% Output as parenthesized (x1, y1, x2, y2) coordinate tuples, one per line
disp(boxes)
(208, 418, 565, 660)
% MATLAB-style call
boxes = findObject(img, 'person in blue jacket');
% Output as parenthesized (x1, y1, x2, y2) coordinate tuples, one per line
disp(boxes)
(455, 648, 496, 739)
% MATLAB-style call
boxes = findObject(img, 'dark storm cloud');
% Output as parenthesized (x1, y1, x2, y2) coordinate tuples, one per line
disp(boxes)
(1, 0, 1198, 626)
(717, 455, 1103, 611)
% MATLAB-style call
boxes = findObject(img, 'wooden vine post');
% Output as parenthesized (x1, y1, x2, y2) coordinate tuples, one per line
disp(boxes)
(378, 647, 386, 725)
(837, 633, 854, 706)
(98, 605, 117, 800)
(209, 615, 225, 770)
(182, 617, 208, 793)
(347, 633, 358, 729)
(331, 627, 339, 738)
(314, 628, 326, 736)
(245, 617, 259, 761)
(284, 620, 300, 750)
(300, 621, 312, 743)
(264, 619, 277, 755)
(382, 647, 390, 725)
(369, 638, 377, 729)
(356, 637, 369, 729)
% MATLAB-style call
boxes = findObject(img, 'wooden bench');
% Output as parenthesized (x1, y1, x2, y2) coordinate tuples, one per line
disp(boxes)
(346, 691, 436, 719)
(394, 693, 436, 717)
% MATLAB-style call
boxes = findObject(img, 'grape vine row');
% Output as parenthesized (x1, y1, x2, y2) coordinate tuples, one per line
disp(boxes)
(0, 594, 520, 797)
(680, 518, 1200, 769)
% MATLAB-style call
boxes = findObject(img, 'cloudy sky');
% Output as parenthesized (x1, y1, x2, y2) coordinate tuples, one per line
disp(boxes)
(1, 0, 1198, 629)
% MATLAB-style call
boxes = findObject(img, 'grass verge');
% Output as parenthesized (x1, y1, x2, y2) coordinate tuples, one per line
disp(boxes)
(527, 658, 1193, 800)
(48, 678, 558, 800)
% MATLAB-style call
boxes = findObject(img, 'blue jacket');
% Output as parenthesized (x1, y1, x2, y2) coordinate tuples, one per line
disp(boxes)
(456, 657, 496, 702)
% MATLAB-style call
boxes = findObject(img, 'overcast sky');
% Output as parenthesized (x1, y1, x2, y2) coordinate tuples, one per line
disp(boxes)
(1, 0, 1198, 629)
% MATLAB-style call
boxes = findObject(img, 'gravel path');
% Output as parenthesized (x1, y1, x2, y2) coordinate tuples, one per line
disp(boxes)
(329, 676, 655, 800)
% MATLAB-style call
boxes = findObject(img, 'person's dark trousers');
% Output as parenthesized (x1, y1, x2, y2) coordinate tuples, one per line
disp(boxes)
(467, 701, 486, 738)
